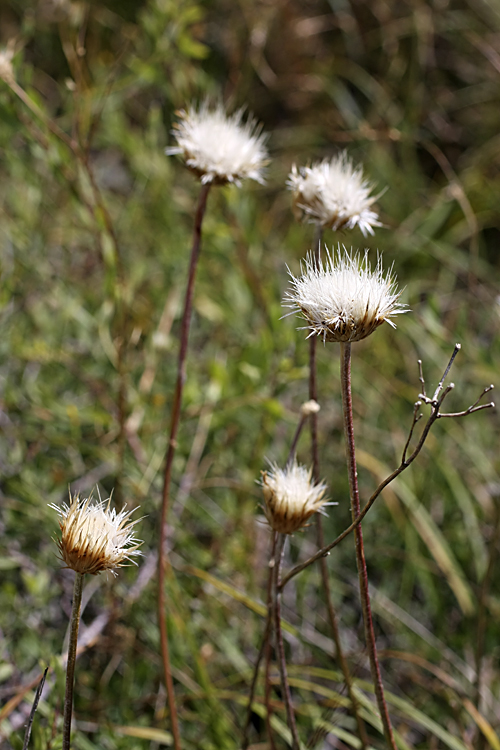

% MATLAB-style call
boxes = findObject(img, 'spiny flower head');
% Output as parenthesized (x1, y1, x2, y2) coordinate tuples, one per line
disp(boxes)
(166, 101, 269, 186)
(287, 153, 382, 236)
(260, 459, 329, 534)
(283, 247, 408, 343)
(50, 491, 143, 576)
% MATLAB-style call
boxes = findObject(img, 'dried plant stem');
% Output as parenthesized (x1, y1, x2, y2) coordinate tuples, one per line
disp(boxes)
(340, 342, 396, 750)
(62, 572, 84, 750)
(157, 182, 211, 750)
(22, 667, 48, 750)
(273, 534, 300, 750)
(242, 533, 277, 750)
(281, 346, 494, 589)
(309, 319, 368, 747)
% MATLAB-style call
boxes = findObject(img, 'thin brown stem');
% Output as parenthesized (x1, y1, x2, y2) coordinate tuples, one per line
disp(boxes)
(308, 279, 367, 746)
(157, 182, 211, 750)
(242, 532, 277, 750)
(340, 342, 396, 750)
(316, 515, 369, 748)
(286, 415, 307, 467)
(273, 534, 300, 750)
(265, 533, 278, 750)
(62, 573, 84, 750)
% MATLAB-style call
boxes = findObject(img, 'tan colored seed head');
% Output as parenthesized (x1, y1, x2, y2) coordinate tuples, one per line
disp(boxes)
(261, 459, 329, 535)
(50, 491, 143, 576)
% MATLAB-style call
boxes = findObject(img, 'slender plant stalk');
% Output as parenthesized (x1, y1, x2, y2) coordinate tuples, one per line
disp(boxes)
(62, 572, 84, 750)
(242, 532, 277, 750)
(157, 182, 211, 750)
(273, 534, 300, 750)
(339, 342, 397, 750)
(307, 228, 368, 746)
(264, 621, 277, 750)
(265, 533, 278, 750)
(309, 329, 369, 748)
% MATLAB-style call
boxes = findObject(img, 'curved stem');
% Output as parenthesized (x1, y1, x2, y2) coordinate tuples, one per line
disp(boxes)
(273, 534, 300, 750)
(157, 182, 211, 750)
(340, 342, 396, 750)
(62, 572, 84, 750)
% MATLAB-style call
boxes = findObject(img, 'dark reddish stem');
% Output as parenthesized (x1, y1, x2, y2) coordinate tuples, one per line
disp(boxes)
(308, 230, 368, 747)
(273, 534, 300, 750)
(62, 573, 84, 750)
(242, 532, 277, 750)
(340, 342, 397, 750)
(157, 182, 211, 750)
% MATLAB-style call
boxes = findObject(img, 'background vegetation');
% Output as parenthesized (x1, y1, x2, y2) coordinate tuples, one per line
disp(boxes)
(0, 0, 499, 747)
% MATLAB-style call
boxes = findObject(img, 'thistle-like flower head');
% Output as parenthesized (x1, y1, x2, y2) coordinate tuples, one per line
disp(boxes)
(283, 247, 408, 343)
(166, 102, 269, 186)
(260, 459, 329, 534)
(50, 491, 143, 576)
(287, 153, 382, 236)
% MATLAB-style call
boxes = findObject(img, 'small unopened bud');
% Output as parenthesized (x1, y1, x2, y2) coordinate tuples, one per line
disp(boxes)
(301, 399, 320, 416)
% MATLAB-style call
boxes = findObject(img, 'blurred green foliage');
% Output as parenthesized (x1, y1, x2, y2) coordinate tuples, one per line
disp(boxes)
(0, 0, 499, 748)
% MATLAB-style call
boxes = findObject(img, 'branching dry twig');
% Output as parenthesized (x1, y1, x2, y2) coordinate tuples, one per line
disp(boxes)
(280, 344, 494, 590)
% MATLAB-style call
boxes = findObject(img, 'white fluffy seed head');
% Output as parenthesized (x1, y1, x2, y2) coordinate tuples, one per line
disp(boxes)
(166, 101, 269, 186)
(260, 459, 329, 534)
(49, 491, 143, 576)
(283, 246, 409, 343)
(287, 153, 382, 236)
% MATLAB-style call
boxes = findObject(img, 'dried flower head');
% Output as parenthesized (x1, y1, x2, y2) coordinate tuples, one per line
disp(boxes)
(50, 491, 143, 576)
(166, 102, 269, 186)
(261, 459, 329, 534)
(283, 247, 408, 343)
(287, 153, 382, 236)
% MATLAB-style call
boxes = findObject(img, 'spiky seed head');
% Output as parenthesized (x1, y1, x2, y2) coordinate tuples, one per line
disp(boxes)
(49, 491, 143, 576)
(287, 153, 382, 236)
(166, 101, 269, 186)
(260, 459, 329, 534)
(283, 246, 408, 343)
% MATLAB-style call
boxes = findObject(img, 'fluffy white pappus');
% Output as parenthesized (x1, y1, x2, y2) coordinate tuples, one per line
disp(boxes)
(166, 102, 269, 186)
(50, 491, 143, 576)
(261, 459, 329, 534)
(287, 153, 382, 236)
(283, 247, 409, 343)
